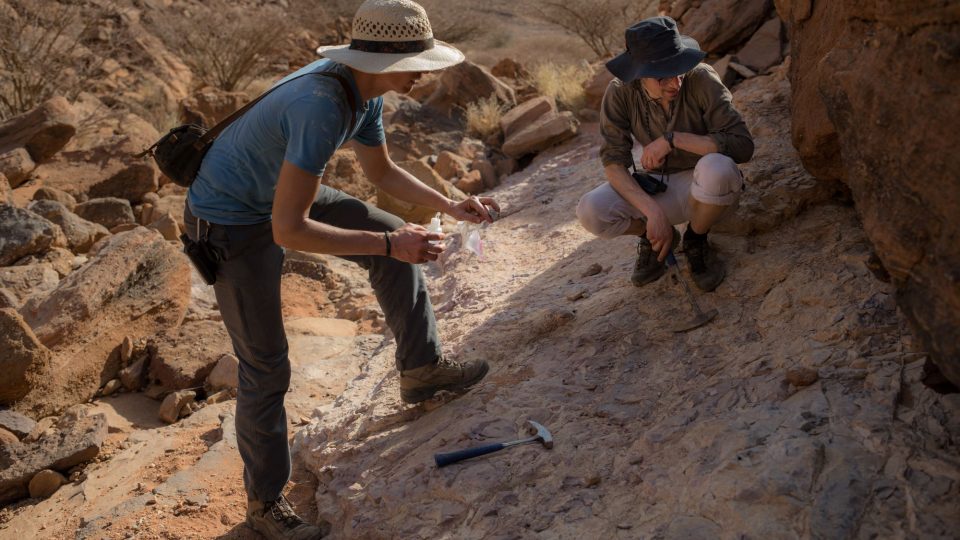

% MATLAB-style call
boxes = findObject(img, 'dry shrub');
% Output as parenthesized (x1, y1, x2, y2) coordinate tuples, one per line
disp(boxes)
(465, 96, 506, 139)
(529, 62, 592, 111)
(0, 0, 116, 119)
(148, 5, 288, 92)
(528, 0, 658, 58)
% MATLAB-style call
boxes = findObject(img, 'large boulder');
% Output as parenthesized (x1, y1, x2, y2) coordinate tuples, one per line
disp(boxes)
(0, 308, 52, 405)
(423, 61, 516, 118)
(73, 197, 136, 230)
(0, 205, 67, 266)
(147, 320, 232, 392)
(0, 96, 77, 163)
(775, 0, 960, 385)
(27, 200, 110, 254)
(0, 410, 107, 505)
(14, 228, 190, 417)
(29, 111, 160, 203)
(502, 111, 580, 159)
(0, 148, 36, 188)
(661, 0, 774, 54)
(583, 64, 616, 111)
(736, 17, 785, 73)
(500, 96, 556, 140)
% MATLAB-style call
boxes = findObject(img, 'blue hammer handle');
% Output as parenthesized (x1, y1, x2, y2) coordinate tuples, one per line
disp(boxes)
(434, 442, 507, 467)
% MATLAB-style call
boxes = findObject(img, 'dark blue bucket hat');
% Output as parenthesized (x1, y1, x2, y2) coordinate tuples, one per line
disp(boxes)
(606, 16, 706, 82)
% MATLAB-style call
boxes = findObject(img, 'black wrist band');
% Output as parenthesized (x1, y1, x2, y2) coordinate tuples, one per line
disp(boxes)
(665, 131, 675, 150)
(384, 231, 391, 257)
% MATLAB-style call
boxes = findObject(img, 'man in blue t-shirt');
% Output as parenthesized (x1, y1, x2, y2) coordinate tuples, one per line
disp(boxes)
(184, 1, 498, 537)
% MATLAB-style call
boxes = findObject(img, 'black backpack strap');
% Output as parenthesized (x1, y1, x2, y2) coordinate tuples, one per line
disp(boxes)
(194, 70, 361, 150)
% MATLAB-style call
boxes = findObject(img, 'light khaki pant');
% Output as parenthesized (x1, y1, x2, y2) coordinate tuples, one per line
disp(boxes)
(576, 153, 744, 239)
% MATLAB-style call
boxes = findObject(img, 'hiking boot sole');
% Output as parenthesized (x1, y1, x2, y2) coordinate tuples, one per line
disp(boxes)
(400, 362, 490, 404)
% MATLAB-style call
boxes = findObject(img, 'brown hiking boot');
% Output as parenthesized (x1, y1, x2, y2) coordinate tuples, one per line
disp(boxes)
(631, 227, 680, 287)
(682, 230, 726, 292)
(400, 357, 489, 404)
(246, 495, 330, 540)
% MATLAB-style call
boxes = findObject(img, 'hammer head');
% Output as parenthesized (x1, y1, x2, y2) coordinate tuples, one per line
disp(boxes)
(527, 420, 553, 449)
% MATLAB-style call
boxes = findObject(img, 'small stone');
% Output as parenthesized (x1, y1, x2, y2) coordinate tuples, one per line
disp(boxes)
(120, 336, 134, 364)
(581, 263, 602, 277)
(566, 289, 588, 302)
(28, 469, 67, 498)
(102, 379, 122, 396)
(158, 390, 196, 424)
(785, 367, 819, 387)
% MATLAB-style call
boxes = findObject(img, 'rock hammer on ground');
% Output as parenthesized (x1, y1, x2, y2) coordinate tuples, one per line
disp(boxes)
(434, 420, 553, 467)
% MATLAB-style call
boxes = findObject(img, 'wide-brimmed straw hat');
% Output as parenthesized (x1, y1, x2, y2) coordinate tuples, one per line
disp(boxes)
(316, 0, 464, 73)
(606, 16, 706, 82)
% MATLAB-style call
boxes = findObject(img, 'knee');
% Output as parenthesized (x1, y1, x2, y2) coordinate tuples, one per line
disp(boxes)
(692, 153, 743, 205)
(577, 191, 620, 239)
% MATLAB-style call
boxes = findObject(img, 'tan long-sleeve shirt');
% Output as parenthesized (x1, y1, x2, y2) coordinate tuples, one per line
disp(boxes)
(599, 63, 754, 173)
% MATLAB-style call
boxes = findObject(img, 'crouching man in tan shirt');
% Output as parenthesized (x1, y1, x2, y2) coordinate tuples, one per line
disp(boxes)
(577, 16, 754, 291)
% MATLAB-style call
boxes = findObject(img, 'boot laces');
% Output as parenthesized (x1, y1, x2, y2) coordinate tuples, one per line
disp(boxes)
(269, 496, 304, 529)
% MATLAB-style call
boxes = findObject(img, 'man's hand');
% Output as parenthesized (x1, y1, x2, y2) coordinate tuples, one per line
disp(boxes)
(389, 223, 445, 264)
(640, 137, 671, 170)
(447, 196, 501, 224)
(645, 208, 674, 262)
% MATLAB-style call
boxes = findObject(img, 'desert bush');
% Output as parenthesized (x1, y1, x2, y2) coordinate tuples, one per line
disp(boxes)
(465, 96, 506, 139)
(529, 62, 592, 111)
(0, 0, 116, 120)
(149, 6, 288, 92)
(527, 0, 658, 58)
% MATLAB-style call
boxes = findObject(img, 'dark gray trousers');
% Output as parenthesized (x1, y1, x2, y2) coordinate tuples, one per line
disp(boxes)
(184, 185, 441, 503)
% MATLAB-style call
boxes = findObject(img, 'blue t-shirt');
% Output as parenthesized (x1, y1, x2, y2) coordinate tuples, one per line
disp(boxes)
(187, 60, 385, 225)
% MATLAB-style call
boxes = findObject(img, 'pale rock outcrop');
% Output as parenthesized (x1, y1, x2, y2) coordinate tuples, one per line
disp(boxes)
(775, 0, 960, 385)
(14, 228, 190, 417)
(0, 96, 77, 163)
(500, 96, 556, 140)
(424, 61, 516, 117)
(0, 205, 67, 266)
(27, 199, 110, 254)
(661, 0, 774, 54)
(73, 197, 136, 230)
(0, 410, 106, 505)
(502, 111, 580, 159)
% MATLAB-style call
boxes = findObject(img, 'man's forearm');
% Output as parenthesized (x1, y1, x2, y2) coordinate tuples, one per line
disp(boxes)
(377, 163, 455, 213)
(275, 219, 387, 256)
(673, 132, 719, 156)
(605, 163, 663, 219)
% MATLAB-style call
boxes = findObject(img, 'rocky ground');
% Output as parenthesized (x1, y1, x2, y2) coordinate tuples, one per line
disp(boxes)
(2, 67, 958, 538)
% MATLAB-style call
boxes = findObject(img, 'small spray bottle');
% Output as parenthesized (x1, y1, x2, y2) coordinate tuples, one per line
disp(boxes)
(427, 212, 444, 274)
